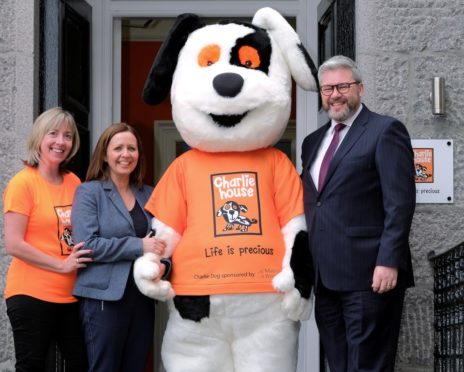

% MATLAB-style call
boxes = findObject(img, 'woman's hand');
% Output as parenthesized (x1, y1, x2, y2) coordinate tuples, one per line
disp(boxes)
(61, 242, 93, 273)
(4, 212, 92, 273)
(142, 235, 166, 256)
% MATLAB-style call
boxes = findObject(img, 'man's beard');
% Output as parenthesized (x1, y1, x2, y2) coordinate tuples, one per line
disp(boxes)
(325, 99, 357, 122)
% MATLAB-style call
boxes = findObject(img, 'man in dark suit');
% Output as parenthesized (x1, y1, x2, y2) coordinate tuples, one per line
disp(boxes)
(301, 55, 416, 372)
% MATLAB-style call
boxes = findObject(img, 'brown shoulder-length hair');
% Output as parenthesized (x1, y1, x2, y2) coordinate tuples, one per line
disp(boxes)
(85, 123, 145, 186)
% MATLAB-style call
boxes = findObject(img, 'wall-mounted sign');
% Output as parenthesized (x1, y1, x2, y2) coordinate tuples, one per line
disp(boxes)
(412, 139, 453, 203)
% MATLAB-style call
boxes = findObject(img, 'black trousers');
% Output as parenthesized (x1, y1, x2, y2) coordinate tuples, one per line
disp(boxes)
(6, 295, 88, 372)
(315, 285, 405, 372)
(79, 273, 155, 372)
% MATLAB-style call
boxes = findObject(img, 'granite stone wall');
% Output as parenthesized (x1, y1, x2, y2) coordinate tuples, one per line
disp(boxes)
(357, 1, 464, 371)
(0, 0, 36, 370)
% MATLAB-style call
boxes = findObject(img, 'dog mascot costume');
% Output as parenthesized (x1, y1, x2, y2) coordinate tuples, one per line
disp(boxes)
(134, 7, 317, 372)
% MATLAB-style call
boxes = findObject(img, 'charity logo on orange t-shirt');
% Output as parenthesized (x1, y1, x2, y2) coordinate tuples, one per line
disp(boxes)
(145, 148, 304, 295)
(212, 171, 261, 236)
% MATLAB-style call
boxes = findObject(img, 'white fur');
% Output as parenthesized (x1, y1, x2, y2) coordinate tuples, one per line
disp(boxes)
(162, 294, 299, 372)
(151, 217, 181, 257)
(271, 214, 312, 321)
(272, 214, 306, 292)
(133, 253, 175, 301)
(133, 218, 181, 301)
(282, 287, 313, 321)
(171, 23, 292, 152)
(252, 7, 318, 91)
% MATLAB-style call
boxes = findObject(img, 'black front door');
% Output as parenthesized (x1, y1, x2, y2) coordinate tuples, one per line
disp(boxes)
(61, 0, 91, 180)
(40, 0, 91, 181)
(40, 1, 91, 370)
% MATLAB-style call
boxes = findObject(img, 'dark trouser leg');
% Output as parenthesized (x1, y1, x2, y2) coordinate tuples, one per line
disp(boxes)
(55, 301, 88, 372)
(79, 274, 155, 372)
(343, 288, 405, 372)
(80, 297, 125, 372)
(315, 287, 348, 372)
(6, 295, 56, 372)
(315, 286, 405, 372)
(120, 273, 155, 372)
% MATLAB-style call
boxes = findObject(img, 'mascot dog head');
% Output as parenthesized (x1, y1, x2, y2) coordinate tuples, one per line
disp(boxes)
(143, 7, 318, 152)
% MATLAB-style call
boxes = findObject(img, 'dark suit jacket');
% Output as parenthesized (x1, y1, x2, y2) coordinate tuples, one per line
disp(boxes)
(72, 180, 154, 301)
(301, 105, 415, 292)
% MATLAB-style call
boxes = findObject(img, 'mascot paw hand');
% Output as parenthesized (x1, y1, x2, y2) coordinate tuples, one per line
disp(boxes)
(137, 279, 175, 302)
(134, 253, 160, 280)
(281, 288, 313, 321)
(152, 280, 175, 301)
(134, 254, 175, 301)
(272, 266, 295, 292)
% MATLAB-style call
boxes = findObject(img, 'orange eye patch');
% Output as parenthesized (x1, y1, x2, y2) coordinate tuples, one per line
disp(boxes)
(238, 46, 260, 68)
(198, 44, 221, 67)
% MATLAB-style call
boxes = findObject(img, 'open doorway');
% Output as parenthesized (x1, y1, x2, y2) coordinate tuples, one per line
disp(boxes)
(120, 19, 297, 370)
(121, 18, 175, 186)
(91, 2, 320, 370)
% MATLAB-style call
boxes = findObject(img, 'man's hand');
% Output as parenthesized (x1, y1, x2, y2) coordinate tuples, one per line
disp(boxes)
(372, 265, 398, 293)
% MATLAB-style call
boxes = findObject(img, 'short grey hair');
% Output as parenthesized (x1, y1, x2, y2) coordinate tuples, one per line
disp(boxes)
(318, 55, 363, 83)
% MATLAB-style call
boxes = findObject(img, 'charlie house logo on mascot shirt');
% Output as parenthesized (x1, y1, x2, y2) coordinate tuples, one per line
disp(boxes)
(211, 171, 262, 236)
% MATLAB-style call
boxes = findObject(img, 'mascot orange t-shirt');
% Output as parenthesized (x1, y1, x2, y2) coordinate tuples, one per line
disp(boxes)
(145, 147, 303, 295)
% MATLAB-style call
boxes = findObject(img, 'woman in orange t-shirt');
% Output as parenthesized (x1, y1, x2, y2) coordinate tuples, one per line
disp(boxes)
(3, 107, 91, 371)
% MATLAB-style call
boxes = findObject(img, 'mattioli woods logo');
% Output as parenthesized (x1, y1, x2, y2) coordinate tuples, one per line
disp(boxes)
(211, 172, 262, 236)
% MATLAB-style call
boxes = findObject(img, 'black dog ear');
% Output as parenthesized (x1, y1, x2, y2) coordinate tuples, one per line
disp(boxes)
(142, 13, 204, 105)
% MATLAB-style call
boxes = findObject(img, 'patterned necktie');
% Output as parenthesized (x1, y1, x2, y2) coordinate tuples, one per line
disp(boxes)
(318, 123, 346, 191)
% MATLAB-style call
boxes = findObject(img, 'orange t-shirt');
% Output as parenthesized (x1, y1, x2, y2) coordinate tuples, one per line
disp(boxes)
(145, 148, 304, 295)
(3, 167, 81, 303)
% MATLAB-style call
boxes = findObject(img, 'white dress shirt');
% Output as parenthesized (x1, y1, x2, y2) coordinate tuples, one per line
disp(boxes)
(310, 104, 364, 187)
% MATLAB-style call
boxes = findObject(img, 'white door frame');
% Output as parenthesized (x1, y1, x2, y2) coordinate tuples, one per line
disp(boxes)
(87, 1, 320, 371)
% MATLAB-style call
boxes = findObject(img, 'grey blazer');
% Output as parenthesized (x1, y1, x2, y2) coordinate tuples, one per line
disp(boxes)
(71, 179, 154, 301)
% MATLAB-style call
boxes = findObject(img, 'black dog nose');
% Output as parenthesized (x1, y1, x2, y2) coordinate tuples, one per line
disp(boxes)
(213, 73, 244, 98)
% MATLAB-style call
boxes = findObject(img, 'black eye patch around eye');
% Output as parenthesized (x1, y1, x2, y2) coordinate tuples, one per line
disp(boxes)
(230, 30, 272, 74)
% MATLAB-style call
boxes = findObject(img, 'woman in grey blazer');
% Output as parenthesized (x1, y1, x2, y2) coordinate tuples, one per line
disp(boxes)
(72, 123, 166, 372)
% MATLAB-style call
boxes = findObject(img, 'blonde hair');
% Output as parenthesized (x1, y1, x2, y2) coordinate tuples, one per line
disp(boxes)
(24, 107, 80, 170)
